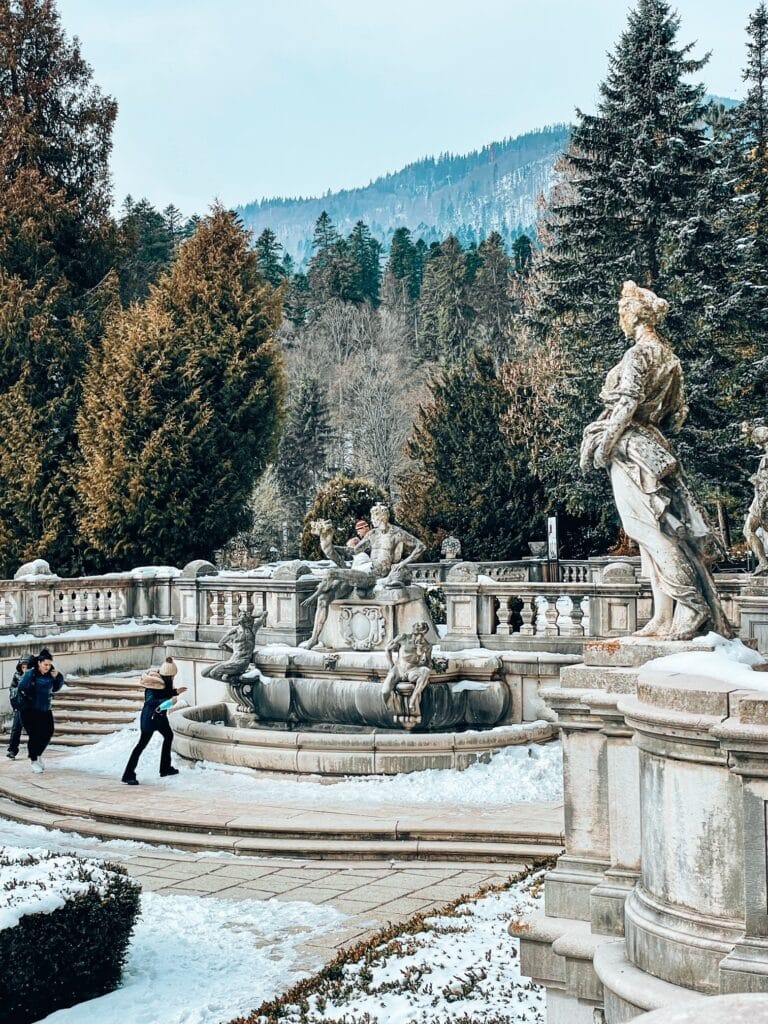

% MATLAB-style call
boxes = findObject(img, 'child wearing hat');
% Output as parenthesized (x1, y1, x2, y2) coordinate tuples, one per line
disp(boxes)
(121, 655, 187, 785)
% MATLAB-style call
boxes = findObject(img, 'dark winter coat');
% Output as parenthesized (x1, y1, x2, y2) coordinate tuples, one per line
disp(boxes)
(17, 666, 64, 711)
(139, 670, 178, 732)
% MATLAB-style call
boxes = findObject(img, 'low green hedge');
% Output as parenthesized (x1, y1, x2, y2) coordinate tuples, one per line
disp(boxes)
(0, 849, 141, 1024)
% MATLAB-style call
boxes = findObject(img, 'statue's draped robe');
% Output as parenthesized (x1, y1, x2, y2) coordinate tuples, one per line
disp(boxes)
(600, 338, 728, 631)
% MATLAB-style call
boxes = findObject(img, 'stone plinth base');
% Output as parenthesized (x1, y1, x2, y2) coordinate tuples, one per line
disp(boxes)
(319, 585, 439, 651)
(172, 702, 556, 775)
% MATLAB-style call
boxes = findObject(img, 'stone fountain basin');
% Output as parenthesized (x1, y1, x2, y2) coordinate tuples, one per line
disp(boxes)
(237, 671, 513, 731)
(172, 702, 556, 775)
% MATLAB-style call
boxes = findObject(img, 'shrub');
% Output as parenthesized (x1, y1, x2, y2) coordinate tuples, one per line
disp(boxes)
(300, 477, 388, 560)
(0, 848, 141, 1024)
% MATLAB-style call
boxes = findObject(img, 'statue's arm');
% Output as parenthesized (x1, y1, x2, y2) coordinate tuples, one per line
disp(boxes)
(386, 635, 404, 664)
(592, 395, 637, 468)
(393, 528, 425, 567)
(218, 626, 237, 649)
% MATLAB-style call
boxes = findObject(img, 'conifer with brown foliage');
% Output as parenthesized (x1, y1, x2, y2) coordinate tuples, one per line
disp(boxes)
(0, 0, 117, 575)
(76, 208, 285, 569)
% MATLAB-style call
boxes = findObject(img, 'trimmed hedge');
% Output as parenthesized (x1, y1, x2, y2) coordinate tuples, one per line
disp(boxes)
(0, 850, 141, 1024)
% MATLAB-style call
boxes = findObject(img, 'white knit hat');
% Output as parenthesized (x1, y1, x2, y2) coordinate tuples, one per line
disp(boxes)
(159, 656, 178, 677)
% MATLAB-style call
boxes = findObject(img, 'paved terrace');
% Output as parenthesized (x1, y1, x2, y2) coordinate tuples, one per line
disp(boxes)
(0, 751, 563, 969)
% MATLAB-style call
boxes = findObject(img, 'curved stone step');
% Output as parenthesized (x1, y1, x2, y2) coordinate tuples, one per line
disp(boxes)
(54, 710, 137, 724)
(54, 698, 141, 712)
(0, 768, 565, 862)
(58, 689, 143, 703)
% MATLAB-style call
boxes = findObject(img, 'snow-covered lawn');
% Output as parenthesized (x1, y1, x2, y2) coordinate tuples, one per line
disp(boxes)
(37, 889, 345, 1024)
(243, 871, 545, 1024)
(59, 728, 563, 808)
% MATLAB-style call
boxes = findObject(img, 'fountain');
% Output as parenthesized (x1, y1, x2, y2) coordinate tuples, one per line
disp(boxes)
(169, 505, 558, 775)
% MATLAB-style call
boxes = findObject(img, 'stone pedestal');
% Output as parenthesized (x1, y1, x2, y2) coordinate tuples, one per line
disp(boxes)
(319, 585, 439, 651)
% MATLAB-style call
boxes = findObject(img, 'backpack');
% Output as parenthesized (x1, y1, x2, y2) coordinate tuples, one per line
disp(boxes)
(10, 674, 34, 711)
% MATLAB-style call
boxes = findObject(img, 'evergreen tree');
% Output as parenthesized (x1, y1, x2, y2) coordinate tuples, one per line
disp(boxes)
(254, 227, 286, 287)
(349, 220, 382, 305)
(511, 234, 533, 276)
(385, 227, 420, 305)
(117, 196, 175, 304)
(723, 4, 768, 408)
(397, 350, 545, 559)
(75, 208, 285, 569)
(0, 0, 117, 575)
(299, 476, 387, 560)
(469, 231, 514, 355)
(418, 235, 474, 360)
(275, 375, 332, 544)
(516, 0, 728, 546)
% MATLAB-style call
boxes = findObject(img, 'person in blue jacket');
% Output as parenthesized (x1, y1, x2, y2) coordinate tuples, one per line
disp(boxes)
(121, 656, 187, 785)
(17, 648, 64, 773)
(6, 654, 34, 759)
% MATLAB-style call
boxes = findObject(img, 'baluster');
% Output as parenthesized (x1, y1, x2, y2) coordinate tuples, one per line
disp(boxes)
(518, 596, 534, 635)
(568, 597, 585, 636)
(208, 591, 222, 626)
(0, 596, 6, 626)
(495, 595, 514, 635)
(543, 597, 559, 636)
(223, 591, 234, 626)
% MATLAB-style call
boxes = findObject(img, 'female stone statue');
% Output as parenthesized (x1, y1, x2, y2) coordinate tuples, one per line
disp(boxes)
(580, 280, 732, 640)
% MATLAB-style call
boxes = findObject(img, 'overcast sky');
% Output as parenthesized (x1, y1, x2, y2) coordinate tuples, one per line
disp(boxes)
(56, 1, 760, 215)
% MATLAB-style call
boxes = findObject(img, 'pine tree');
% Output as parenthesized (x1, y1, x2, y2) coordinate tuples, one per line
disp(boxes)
(384, 227, 420, 305)
(117, 196, 175, 304)
(516, 0, 726, 545)
(511, 234, 533, 276)
(418, 235, 474, 360)
(349, 220, 382, 305)
(0, 0, 117, 575)
(254, 227, 286, 287)
(397, 350, 545, 559)
(468, 231, 513, 356)
(723, 4, 768, 409)
(75, 208, 285, 569)
(275, 375, 332, 546)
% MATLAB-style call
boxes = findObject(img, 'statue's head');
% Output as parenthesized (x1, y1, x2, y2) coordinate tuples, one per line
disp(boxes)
(619, 280, 669, 338)
(412, 621, 429, 636)
(238, 609, 254, 625)
(370, 503, 390, 528)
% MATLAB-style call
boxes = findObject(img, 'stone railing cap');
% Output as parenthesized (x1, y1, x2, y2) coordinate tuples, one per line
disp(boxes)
(181, 559, 218, 578)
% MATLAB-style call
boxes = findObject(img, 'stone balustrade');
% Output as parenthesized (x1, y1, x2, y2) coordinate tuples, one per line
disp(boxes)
(0, 563, 178, 637)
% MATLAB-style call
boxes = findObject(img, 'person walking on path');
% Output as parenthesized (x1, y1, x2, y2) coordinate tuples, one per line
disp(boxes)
(122, 656, 187, 785)
(6, 654, 34, 759)
(16, 649, 64, 773)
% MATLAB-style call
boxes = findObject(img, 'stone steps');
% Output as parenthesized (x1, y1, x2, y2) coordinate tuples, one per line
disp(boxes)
(0, 793, 560, 861)
(3, 672, 144, 750)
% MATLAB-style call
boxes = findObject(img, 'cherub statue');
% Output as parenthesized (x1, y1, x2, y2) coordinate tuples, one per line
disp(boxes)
(202, 608, 266, 680)
(381, 621, 433, 720)
(300, 505, 425, 650)
(742, 420, 768, 575)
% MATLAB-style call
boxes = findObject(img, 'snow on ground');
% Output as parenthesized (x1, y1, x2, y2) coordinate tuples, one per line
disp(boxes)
(0, 816, 180, 859)
(265, 871, 545, 1024)
(59, 729, 564, 807)
(39, 890, 345, 1024)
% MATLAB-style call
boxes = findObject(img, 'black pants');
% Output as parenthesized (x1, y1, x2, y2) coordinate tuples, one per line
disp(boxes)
(7, 709, 23, 755)
(20, 709, 54, 761)
(123, 711, 173, 779)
